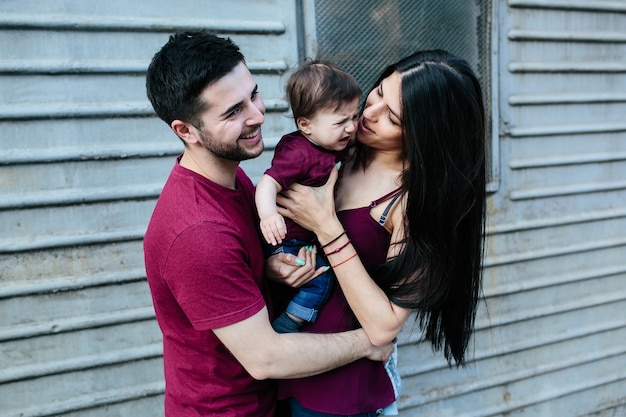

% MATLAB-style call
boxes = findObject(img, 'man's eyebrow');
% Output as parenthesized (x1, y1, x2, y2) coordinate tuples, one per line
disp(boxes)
(219, 100, 243, 118)
(219, 85, 258, 118)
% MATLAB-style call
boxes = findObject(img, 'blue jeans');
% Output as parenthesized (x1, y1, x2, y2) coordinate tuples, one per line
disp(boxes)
(272, 239, 333, 323)
(290, 398, 384, 417)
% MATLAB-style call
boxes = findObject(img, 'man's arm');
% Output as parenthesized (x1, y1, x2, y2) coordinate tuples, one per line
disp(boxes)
(212, 306, 392, 380)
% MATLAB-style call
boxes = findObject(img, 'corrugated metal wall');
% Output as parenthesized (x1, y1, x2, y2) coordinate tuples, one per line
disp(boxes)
(488, 0, 626, 414)
(0, 1, 296, 416)
(2, 0, 625, 416)
(394, 0, 625, 415)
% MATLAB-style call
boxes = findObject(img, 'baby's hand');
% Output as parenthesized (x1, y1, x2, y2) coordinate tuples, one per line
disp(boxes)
(260, 213, 287, 246)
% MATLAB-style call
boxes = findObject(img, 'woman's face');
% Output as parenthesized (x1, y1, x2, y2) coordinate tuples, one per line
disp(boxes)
(357, 71, 403, 152)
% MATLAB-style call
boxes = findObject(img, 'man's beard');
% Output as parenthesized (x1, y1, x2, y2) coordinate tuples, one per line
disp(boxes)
(199, 128, 263, 162)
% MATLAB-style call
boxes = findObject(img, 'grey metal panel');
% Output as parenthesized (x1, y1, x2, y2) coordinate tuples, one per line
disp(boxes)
(497, 0, 626, 216)
(0, 0, 298, 416)
(0, 240, 145, 289)
(0, 321, 161, 382)
(397, 303, 626, 415)
(58, 396, 165, 417)
(1, 360, 164, 417)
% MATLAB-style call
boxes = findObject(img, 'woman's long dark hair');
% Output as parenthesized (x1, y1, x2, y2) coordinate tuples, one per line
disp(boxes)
(355, 50, 486, 366)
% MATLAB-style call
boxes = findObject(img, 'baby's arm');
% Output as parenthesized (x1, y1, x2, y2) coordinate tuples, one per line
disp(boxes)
(255, 174, 287, 246)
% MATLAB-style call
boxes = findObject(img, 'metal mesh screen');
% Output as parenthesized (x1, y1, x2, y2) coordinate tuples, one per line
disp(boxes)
(314, 0, 490, 98)
(312, 0, 493, 174)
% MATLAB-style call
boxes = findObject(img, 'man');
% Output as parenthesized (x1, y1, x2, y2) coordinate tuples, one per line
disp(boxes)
(143, 31, 391, 416)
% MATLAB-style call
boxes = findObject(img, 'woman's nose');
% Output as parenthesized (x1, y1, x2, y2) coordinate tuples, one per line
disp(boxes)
(362, 102, 379, 121)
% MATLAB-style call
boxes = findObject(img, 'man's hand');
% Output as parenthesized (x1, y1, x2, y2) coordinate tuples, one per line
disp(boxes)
(365, 338, 395, 362)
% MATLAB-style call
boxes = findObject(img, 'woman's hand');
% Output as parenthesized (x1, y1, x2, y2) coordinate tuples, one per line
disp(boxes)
(265, 246, 326, 288)
(276, 163, 340, 236)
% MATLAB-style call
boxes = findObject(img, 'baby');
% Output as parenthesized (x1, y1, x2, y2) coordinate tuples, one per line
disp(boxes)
(255, 60, 361, 333)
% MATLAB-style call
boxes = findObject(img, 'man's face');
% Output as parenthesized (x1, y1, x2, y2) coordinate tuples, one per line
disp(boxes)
(194, 62, 266, 161)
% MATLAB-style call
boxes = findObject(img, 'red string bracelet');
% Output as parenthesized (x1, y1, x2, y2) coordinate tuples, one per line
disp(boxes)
(321, 231, 346, 248)
(330, 252, 358, 269)
(324, 239, 351, 257)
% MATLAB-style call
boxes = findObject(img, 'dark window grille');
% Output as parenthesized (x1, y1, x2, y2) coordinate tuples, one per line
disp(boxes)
(303, 0, 496, 186)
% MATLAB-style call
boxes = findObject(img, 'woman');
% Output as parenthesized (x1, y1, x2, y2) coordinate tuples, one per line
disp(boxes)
(271, 49, 486, 416)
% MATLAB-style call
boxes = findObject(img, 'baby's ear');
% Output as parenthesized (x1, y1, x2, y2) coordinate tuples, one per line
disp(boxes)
(296, 117, 312, 134)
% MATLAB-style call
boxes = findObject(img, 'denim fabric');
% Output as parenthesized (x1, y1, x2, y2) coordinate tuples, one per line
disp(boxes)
(382, 342, 401, 415)
(272, 311, 304, 333)
(272, 239, 333, 323)
(290, 398, 384, 417)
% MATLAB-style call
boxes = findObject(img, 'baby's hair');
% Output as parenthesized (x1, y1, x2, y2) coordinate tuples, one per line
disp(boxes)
(286, 60, 361, 124)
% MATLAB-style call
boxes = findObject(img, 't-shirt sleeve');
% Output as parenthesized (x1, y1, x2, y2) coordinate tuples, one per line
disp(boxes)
(162, 221, 265, 331)
(265, 140, 310, 189)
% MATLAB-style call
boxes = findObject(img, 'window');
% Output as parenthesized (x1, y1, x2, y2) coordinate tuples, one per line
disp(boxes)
(297, 0, 498, 190)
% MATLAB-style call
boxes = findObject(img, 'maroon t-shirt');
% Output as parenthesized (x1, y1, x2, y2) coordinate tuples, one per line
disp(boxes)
(144, 159, 275, 416)
(265, 131, 348, 241)
(278, 191, 399, 414)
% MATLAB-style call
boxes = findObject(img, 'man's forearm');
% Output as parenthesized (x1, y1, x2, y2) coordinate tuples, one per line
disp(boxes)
(267, 329, 373, 379)
(213, 307, 390, 380)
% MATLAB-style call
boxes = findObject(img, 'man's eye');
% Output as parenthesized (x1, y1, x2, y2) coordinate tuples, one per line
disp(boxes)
(228, 108, 242, 118)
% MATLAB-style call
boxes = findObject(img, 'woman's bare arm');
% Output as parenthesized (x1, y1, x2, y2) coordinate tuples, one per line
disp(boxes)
(276, 167, 411, 345)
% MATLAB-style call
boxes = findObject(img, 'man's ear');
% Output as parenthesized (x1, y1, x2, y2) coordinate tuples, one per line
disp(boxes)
(296, 117, 312, 135)
(171, 120, 199, 146)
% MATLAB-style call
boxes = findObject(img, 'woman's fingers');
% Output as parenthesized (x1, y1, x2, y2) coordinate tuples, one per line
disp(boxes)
(265, 246, 321, 287)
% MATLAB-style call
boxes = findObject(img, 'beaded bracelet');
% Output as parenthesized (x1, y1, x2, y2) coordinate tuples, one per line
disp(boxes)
(324, 239, 351, 257)
(320, 231, 346, 249)
(330, 252, 358, 269)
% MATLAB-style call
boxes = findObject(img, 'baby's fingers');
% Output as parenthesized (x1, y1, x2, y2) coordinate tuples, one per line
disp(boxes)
(271, 219, 287, 244)
(260, 223, 278, 246)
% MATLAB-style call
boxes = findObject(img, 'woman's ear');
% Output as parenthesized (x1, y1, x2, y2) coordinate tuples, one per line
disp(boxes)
(296, 117, 312, 135)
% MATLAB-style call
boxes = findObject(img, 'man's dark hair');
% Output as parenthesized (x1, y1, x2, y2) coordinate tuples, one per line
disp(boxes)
(146, 30, 245, 128)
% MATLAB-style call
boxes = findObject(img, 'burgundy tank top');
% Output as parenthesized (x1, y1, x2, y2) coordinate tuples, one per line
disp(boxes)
(278, 189, 401, 414)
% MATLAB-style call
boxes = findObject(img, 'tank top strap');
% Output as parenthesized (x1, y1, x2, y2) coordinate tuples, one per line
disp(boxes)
(369, 187, 402, 208)
(377, 192, 401, 226)
(368, 187, 402, 226)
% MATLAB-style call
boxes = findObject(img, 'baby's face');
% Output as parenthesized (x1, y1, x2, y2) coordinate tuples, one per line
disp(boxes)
(303, 98, 359, 151)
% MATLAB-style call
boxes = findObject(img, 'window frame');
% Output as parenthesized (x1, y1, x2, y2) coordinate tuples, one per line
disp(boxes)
(296, 0, 500, 192)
